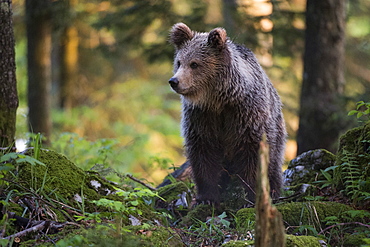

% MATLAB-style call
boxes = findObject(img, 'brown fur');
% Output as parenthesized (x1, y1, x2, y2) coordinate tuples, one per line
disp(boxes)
(169, 23, 287, 204)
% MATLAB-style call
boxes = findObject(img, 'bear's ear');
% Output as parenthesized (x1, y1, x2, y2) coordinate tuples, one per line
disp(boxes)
(207, 28, 227, 50)
(170, 23, 194, 49)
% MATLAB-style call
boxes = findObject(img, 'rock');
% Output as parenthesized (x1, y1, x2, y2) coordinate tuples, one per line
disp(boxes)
(283, 149, 336, 187)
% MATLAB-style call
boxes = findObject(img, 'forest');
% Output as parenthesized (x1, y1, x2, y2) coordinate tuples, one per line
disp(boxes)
(0, 0, 370, 246)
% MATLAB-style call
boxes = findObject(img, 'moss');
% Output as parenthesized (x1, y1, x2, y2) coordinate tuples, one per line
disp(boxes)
(277, 201, 353, 229)
(222, 235, 323, 247)
(235, 208, 255, 230)
(335, 120, 370, 193)
(129, 226, 183, 246)
(343, 233, 369, 247)
(181, 204, 213, 226)
(36, 225, 183, 247)
(236, 201, 354, 232)
(156, 181, 188, 203)
(285, 235, 322, 247)
(17, 149, 118, 209)
(222, 240, 254, 246)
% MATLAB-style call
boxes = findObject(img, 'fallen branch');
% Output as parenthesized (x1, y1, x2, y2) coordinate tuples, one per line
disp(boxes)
(318, 222, 370, 235)
(273, 184, 311, 203)
(3, 221, 47, 240)
(126, 174, 156, 191)
(2, 212, 69, 240)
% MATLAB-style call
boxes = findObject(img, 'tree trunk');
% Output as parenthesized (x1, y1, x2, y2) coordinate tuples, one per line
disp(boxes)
(255, 136, 286, 247)
(0, 0, 19, 149)
(59, 0, 78, 111)
(297, 0, 346, 155)
(26, 0, 52, 145)
(222, 0, 238, 38)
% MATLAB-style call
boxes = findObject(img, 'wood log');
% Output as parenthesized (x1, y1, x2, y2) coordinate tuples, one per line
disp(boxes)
(255, 134, 286, 247)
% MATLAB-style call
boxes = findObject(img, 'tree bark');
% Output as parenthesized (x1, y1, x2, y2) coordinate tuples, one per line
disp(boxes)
(59, 0, 78, 111)
(297, 0, 346, 155)
(0, 0, 19, 149)
(222, 0, 238, 38)
(255, 136, 285, 247)
(26, 0, 52, 145)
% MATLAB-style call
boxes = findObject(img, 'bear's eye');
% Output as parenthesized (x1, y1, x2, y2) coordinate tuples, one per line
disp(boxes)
(177, 61, 181, 67)
(190, 62, 198, 69)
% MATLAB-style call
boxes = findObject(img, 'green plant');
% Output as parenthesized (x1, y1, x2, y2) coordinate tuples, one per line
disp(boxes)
(293, 224, 319, 236)
(0, 152, 46, 190)
(348, 101, 370, 121)
(337, 150, 370, 203)
(186, 212, 231, 246)
(315, 149, 370, 203)
(75, 187, 167, 227)
(316, 165, 337, 189)
(27, 133, 43, 159)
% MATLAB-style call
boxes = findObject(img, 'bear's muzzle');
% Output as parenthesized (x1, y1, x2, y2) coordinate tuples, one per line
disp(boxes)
(168, 77, 179, 90)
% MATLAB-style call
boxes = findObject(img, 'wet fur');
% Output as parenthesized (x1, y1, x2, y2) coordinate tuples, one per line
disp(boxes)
(169, 23, 287, 204)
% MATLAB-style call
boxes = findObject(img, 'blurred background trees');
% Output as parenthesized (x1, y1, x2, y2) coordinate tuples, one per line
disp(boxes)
(297, 0, 347, 154)
(9, 0, 370, 183)
(26, 0, 53, 145)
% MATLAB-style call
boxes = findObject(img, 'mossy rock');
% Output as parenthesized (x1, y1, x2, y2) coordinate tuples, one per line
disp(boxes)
(222, 240, 254, 246)
(285, 235, 323, 247)
(335, 120, 370, 194)
(16, 149, 117, 207)
(222, 235, 323, 247)
(156, 181, 189, 203)
(181, 204, 213, 226)
(277, 201, 353, 229)
(14, 149, 158, 220)
(342, 233, 370, 247)
(235, 208, 255, 230)
(283, 149, 336, 187)
(236, 201, 354, 232)
(24, 225, 183, 246)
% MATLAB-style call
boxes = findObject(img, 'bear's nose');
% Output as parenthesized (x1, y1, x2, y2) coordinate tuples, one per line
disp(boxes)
(168, 77, 179, 89)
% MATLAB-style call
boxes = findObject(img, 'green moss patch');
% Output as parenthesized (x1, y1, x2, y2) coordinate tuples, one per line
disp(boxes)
(16, 149, 117, 208)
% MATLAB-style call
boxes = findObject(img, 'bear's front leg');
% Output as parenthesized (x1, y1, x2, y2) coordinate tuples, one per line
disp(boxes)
(188, 151, 224, 205)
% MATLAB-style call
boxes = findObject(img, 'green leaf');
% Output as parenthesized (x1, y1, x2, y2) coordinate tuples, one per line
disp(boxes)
(356, 101, 365, 109)
(323, 165, 338, 172)
(130, 200, 139, 206)
(218, 212, 227, 219)
(348, 110, 357, 116)
(0, 153, 19, 163)
(357, 112, 364, 118)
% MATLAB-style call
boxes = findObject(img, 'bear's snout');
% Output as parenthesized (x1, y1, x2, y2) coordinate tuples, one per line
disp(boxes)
(168, 77, 179, 90)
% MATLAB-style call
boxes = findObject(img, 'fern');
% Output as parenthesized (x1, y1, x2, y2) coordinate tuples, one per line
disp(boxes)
(337, 150, 369, 203)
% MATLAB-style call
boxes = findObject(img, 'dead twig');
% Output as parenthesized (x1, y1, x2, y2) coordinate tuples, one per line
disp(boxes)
(318, 222, 370, 235)
(3, 213, 69, 240)
(3, 221, 47, 240)
(126, 174, 156, 191)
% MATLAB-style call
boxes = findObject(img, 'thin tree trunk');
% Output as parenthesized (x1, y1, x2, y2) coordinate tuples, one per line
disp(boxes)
(222, 0, 238, 38)
(0, 0, 19, 149)
(297, 0, 346, 155)
(255, 135, 286, 247)
(60, 0, 78, 111)
(26, 0, 52, 145)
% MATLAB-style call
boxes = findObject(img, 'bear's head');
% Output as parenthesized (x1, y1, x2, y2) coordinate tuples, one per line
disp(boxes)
(168, 23, 229, 104)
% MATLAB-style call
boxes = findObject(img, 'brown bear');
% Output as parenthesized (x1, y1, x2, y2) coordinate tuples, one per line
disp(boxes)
(168, 23, 286, 205)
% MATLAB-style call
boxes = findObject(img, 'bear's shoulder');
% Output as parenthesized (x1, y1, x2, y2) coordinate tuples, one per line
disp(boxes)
(232, 43, 255, 61)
